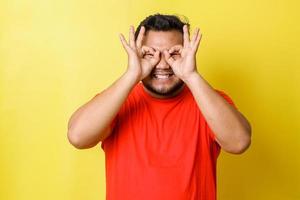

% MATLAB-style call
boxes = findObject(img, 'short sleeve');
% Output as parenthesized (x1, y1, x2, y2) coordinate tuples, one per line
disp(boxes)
(90, 92, 118, 150)
(215, 89, 237, 109)
(208, 89, 238, 141)
(100, 113, 119, 150)
(100, 96, 129, 151)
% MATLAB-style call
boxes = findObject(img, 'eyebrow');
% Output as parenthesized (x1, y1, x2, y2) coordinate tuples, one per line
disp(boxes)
(150, 47, 181, 52)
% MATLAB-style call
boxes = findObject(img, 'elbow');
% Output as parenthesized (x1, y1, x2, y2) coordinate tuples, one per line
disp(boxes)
(230, 129, 252, 154)
(67, 128, 100, 149)
(231, 137, 252, 154)
(67, 130, 86, 149)
(67, 117, 88, 149)
(231, 122, 252, 154)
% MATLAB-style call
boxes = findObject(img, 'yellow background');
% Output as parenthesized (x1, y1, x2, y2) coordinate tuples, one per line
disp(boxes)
(1, 0, 299, 199)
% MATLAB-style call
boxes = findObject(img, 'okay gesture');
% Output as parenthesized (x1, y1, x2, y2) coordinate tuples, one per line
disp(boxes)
(119, 26, 160, 82)
(163, 25, 202, 82)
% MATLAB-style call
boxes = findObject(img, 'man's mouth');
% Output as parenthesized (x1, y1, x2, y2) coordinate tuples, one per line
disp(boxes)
(152, 71, 174, 79)
(153, 74, 174, 79)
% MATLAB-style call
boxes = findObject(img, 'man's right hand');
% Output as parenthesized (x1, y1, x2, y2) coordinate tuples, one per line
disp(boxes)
(119, 25, 160, 82)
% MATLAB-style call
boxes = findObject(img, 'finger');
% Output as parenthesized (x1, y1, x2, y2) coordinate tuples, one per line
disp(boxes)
(191, 28, 200, 45)
(183, 25, 190, 48)
(168, 45, 183, 54)
(150, 50, 161, 65)
(193, 32, 202, 52)
(142, 45, 154, 52)
(136, 26, 145, 48)
(163, 49, 175, 66)
(129, 25, 136, 49)
(141, 46, 155, 54)
(119, 33, 131, 52)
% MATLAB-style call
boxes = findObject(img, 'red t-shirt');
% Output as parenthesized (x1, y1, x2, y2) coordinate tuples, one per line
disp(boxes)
(101, 82, 236, 200)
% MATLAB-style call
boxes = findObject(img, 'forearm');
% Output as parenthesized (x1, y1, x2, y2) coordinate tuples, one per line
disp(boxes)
(67, 71, 139, 148)
(183, 72, 251, 154)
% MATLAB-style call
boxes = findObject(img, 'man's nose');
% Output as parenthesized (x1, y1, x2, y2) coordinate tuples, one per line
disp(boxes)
(156, 52, 170, 69)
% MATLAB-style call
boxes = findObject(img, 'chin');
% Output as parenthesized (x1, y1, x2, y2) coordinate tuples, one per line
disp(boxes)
(142, 75, 184, 96)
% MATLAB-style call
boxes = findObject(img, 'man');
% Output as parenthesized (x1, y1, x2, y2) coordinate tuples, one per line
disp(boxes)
(67, 14, 251, 200)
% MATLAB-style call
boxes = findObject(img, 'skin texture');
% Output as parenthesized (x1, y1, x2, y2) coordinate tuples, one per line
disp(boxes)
(141, 30, 185, 98)
(68, 24, 251, 154)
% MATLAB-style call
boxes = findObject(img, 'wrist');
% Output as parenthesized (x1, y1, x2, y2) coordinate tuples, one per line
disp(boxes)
(124, 69, 141, 85)
(181, 71, 200, 84)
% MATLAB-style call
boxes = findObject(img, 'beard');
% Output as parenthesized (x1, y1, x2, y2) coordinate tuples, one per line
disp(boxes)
(141, 75, 184, 96)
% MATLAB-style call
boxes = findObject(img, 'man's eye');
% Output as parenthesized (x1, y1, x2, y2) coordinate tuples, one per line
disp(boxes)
(171, 53, 180, 58)
(144, 54, 154, 58)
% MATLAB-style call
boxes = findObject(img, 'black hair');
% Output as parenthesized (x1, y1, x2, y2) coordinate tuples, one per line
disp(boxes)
(134, 13, 190, 40)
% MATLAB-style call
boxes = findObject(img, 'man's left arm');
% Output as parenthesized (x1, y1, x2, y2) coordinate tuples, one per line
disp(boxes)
(164, 25, 251, 154)
(184, 72, 252, 154)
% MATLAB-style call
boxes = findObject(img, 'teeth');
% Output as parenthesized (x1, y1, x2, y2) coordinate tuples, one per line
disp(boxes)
(154, 74, 171, 79)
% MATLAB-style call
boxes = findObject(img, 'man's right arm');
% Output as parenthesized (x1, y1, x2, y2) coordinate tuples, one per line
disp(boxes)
(67, 25, 160, 149)
(67, 71, 139, 149)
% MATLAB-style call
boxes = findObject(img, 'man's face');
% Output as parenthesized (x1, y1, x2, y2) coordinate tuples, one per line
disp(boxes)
(141, 30, 184, 98)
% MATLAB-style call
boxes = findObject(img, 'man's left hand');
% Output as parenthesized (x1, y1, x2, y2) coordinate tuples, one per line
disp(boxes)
(163, 25, 202, 82)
